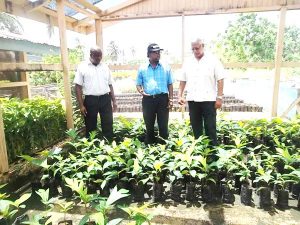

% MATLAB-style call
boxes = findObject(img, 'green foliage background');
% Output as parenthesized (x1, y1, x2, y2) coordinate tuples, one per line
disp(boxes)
(29, 46, 84, 87)
(215, 13, 300, 63)
(1, 97, 67, 163)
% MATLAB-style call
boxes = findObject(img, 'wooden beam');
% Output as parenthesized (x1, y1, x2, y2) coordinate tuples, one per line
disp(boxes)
(73, 0, 102, 14)
(282, 61, 300, 67)
(1, 60, 299, 73)
(64, 0, 100, 19)
(181, 14, 185, 63)
(25, 0, 51, 13)
(224, 62, 275, 69)
(86, 20, 120, 34)
(281, 95, 300, 118)
(100, 4, 300, 22)
(19, 52, 30, 99)
(72, 16, 93, 27)
(0, 63, 77, 72)
(38, 6, 77, 23)
(95, 19, 103, 49)
(0, 104, 9, 173)
(57, 0, 74, 129)
(271, 7, 286, 117)
(0, 82, 28, 88)
(102, 0, 145, 16)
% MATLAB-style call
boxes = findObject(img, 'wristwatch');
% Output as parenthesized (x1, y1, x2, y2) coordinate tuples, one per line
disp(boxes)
(217, 95, 223, 100)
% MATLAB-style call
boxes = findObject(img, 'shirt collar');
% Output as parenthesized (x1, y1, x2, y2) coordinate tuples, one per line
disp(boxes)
(193, 52, 206, 62)
(148, 61, 161, 68)
(88, 61, 102, 66)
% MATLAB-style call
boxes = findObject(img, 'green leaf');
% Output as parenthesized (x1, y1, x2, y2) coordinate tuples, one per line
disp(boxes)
(106, 186, 130, 206)
(13, 193, 31, 208)
(90, 212, 105, 225)
(107, 218, 123, 225)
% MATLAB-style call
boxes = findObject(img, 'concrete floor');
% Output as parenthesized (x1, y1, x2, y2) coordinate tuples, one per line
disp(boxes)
(26, 193, 300, 225)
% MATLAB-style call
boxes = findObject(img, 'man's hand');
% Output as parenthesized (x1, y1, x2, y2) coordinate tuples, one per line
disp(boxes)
(112, 101, 117, 112)
(178, 97, 186, 106)
(215, 99, 222, 109)
(138, 88, 150, 96)
(80, 106, 87, 117)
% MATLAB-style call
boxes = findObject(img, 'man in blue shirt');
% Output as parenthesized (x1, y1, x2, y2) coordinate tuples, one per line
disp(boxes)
(136, 43, 174, 144)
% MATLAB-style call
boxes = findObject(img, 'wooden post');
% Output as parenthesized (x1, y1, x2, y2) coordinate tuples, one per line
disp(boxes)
(271, 7, 286, 117)
(181, 14, 185, 63)
(95, 19, 103, 50)
(57, 0, 74, 129)
(19, 52, 30, 99)
(0, 104, 9, 173)
(297, 89, 300, 114)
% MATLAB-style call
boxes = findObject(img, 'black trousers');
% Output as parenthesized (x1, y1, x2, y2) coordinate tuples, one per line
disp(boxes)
(142, 94, 169, 144)
(188, 101, 217, 146)
(84, 94, 113, 141)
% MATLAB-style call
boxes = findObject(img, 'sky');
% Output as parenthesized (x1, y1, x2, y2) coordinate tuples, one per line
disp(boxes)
(17, 5, 300, 62)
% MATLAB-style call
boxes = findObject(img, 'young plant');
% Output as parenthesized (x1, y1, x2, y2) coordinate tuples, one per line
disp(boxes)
(0, 184, 9, 200)
(231, 158, 251, 185)
(120, 203, 153, 225)
(36, 189, 54, 211)
(128, 156, 150, 186)
(254, 167, 274, 187)
(65, 178, 95, 213)
(0, 192, 31, 224)
(56, 201, 74, 223)
(79, 186, 129, 225)
(22, 214, 52, 225)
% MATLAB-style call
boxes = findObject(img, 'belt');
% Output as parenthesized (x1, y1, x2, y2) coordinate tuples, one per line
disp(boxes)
(145, 93, 168, 98)
(85, 93, 110, 97)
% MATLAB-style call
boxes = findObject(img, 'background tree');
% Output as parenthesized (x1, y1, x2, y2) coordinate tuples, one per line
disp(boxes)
(107, 40, 120, 62)
(0, 12, 23, 34)
(215, 13, 300, 63)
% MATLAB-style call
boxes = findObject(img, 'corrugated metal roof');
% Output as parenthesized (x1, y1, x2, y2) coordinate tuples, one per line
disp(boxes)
(0, 31, 60, 54)
(46, 0, 103, 18)
(0, 31, 59, 47)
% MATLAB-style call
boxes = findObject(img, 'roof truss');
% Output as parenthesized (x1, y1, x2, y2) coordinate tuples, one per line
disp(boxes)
(1, 0, 300, 34)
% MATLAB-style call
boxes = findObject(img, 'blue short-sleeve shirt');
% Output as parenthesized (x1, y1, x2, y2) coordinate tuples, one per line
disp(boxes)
(136, 62, 173, 95)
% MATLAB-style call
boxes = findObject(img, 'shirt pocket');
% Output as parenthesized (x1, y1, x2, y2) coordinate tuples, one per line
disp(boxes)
(82, 72, 93, 85)
(201, 66, 214, 78)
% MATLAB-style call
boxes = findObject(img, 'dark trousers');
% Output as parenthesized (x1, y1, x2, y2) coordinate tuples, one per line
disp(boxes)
(142, 94, 169, 144)
(188, 101, 217, 146)
(84, 94, 113, 141)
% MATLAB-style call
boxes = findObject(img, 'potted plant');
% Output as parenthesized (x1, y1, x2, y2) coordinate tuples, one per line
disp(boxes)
(21, 148, 62, 197)
(36, 189, 54, 224)
(127, 155, 150, 202)
(254, 168, 274, 208)
(149, 159, 167, 202)
(232, 158, 253, 206)
(197, 155, 219, 203)
(289, 169, 300, 199)
(167, 161, 184, 202)
(0, 192, 31, 225)
(274, 173, 293, 209)
(22, 214, 53, 225)
(65, 178, 96, 216)
(79, 186, 129, 225)
(120, 203, 153, 225)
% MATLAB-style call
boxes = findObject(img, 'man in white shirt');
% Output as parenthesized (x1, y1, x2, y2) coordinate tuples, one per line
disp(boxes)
(74, 46, 117, 141)
(178, 38, 225, 145)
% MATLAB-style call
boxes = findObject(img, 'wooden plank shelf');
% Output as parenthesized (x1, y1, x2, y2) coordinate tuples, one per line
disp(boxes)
(0, 81, 28, 88)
